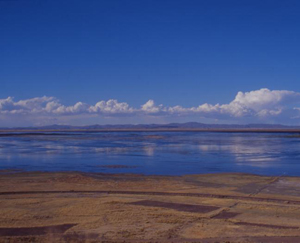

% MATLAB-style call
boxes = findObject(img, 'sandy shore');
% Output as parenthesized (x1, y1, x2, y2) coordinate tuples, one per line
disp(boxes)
(0, 171, 300, 242)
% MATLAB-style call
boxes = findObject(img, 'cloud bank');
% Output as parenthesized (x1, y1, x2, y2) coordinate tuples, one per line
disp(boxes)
(1, 88, 300, 126)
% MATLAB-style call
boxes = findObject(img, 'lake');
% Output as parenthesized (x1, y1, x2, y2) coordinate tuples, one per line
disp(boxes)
(1, 132, 300, 176)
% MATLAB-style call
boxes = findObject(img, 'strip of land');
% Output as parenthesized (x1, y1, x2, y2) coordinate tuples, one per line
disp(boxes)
(2, 128, 300, 133)
(0, 171, 300, 242)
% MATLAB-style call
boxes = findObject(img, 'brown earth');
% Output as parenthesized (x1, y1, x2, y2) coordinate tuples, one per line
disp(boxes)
(0, 171, 300, 242)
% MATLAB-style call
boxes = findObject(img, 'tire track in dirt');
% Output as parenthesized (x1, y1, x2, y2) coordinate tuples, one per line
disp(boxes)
(1, 190, 300, 205)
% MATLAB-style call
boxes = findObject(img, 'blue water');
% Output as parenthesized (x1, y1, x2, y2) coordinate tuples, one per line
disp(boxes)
(0, 132, 300, 176)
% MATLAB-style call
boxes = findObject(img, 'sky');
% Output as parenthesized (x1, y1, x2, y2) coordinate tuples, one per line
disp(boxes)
(1, 0, 300, 126)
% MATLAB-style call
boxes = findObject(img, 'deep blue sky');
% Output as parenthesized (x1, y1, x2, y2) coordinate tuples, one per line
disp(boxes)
(1, 0, 300, 108)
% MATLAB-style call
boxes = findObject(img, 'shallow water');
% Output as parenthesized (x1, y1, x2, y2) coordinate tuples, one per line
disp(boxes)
(0, 132, 300, 176)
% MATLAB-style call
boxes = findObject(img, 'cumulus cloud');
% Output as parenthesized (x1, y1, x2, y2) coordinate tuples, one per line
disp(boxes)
(223, 88, 300, 116)
(1, 88, 300, 125)
(0, 96, 57, 114)
(89, 99, 135, 114)
(141, 100, 163, 113)
(183, 88, 300, 118)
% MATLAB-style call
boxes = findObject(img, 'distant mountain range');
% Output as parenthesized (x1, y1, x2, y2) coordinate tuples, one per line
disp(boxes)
(1, 122, 300, 131)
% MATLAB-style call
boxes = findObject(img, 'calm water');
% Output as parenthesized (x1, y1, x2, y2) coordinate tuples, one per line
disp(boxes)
(1, 132, 300, 176)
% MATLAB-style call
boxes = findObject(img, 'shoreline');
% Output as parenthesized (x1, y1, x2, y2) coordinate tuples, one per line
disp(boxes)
(1, 169, 298, 178)
(1, 128, 300, 133)
(1, 171, 300, 242)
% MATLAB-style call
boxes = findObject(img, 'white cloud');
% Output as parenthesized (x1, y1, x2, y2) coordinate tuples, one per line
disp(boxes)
(54, 102, 90, 114)
(0, 96, 57, 114)
(232, 89, 299, 109)
(186, 88, 300, 118)
(89, 99, 134, 114)
(223, 88, 300, 116)
(1, 88, 300, 125)
(141, 100, 163, 113)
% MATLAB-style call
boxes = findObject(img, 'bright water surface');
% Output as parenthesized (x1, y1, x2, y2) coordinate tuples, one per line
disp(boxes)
(1, 132, 300, 176)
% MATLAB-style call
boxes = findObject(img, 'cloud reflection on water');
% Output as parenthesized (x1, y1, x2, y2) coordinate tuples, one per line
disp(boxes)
(0, 132, 299, 175)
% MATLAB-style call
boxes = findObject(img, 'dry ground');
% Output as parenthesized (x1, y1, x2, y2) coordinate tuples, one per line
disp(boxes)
(0, 171, 300, 242)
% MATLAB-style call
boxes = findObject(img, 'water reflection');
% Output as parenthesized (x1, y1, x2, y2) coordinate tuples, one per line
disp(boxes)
(198, 136, 282, 166)
(0, 132, 299, 176)
(143, 145, 155, 156)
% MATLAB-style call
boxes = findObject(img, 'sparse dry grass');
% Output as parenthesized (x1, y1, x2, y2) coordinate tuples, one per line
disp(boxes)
(0, 172, 300, 242)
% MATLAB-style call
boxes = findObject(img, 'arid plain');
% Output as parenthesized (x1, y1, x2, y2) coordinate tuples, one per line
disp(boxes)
(0, 171, 300, 242)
